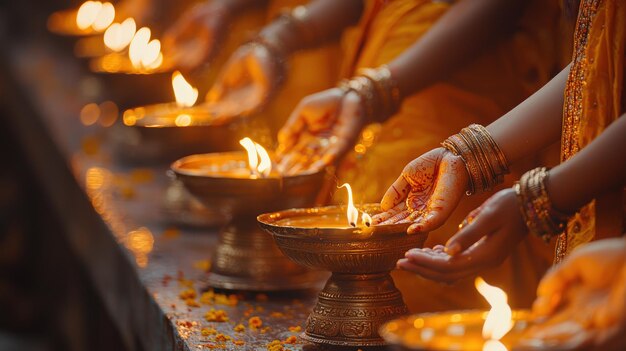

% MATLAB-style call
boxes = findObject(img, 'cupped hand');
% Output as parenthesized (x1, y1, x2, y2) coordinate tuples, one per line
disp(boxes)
(516, 238, 626, 351)
(371, 148, 468, 234)
(205, 43, 279, 119)
(163, 2, 230, 70)
(276, 89, 366, 175)
(395, 188, 528, 283)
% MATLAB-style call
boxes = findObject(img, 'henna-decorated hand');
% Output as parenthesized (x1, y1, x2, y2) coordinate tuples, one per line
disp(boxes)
(516, 238, 626, 351)
(277, 89, 366, 175)
(372, 148, 468, 234)
(163, 1, 231, 70)
(205, 43, 280, 119)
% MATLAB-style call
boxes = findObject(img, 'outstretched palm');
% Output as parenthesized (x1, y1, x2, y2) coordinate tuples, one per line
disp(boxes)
(372, 148, 468, 234)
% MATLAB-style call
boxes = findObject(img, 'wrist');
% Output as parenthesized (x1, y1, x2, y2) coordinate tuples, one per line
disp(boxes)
(514, 167, 571, 243)
(338, 65, 402, 125)
(441, 124, 510, 195)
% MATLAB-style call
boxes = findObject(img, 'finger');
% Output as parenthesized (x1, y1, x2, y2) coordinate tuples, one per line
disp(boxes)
(407, 212, 438, 234)
(380, 210, 412, 225)
(444, 206, 496, 256)
(380, 175, 410, 212)
(404, 248, 477, 274)
(372, 202, 407, 224)
(396, 258, 479, 284)
(277, 107, 308, 157)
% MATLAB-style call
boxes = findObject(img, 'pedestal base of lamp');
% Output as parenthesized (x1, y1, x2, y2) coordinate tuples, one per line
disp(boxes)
(303, 272, 408, 347)
(207, 221, 328, 291)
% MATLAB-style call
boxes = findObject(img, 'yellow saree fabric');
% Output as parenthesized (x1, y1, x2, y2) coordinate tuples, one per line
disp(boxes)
(333, 0, 563, 312)
(556, 0, 626, 262)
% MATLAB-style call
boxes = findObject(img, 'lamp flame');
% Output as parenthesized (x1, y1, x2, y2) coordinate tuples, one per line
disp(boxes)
(172, 71, 198, 107)
(76, 1, 115, 32)
(362, 213, 372, 227)
(104, 18, 136, 52)
(239, 137, 272, 178)
(128, 27, 163, 70)
(76, 1, 103, 30)
(475, 277, 514, 351)
(92, 2, 115, 31)
(339, 183, 359, 227)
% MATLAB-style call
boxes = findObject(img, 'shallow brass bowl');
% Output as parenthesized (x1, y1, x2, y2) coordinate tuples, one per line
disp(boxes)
(257, 204, 422, 274)
(173, 152, 326, 218)
(112, 105, 242, 163)
(258, 204, 428, 347)
(172, 152, 328, 291)
(380, 310, 532, 351)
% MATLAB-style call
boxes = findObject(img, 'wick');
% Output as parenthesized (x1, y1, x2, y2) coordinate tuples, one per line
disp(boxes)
(365, 222, 371, 227)
(350, 222, 356, 228)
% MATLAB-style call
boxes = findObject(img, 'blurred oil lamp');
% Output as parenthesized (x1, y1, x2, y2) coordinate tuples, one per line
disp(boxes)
(90, 25, 171, 74)
(48, 1, 116, 36)
(75, 17, 137, 58)
(257, 185, 428, 347)
(112, 71, 240, 162)
(380, 277, 532, 350)
(171, 141, 329, 291)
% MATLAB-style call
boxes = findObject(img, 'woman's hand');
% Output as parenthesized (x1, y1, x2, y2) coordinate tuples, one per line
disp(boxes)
(372, 148, 468, 234)
(205, 43, 280, 119)
(163, 2, 231, 70)
(517, 238, 626, 351)
(395, 188, 528, 283)
(276, 89, 365, 175)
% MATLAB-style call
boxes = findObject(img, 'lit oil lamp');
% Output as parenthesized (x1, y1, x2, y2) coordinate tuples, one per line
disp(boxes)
(75, 17, 137, 58)
(257, 185, 428, 347)
(48, 1, 116, 36)
(379, 277, 532, 350)
(90, 25, 172, 74)
(113, 71, 241, 163)
(171, 140, 329, 291)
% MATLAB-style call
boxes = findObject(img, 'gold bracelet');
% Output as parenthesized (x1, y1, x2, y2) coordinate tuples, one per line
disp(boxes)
(515, 167, 569, 242)
(441, 124, 510, 195)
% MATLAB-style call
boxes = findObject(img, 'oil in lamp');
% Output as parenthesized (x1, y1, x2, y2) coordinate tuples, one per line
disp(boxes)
(257, 185, 428, 347)
(48, 1, 116, 36)
(171, 139, 329, 291)
(380, 277, 532, 350)
(113, 71, 241, 163)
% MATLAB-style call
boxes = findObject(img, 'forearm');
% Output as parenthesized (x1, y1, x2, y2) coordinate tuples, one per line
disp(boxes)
(388, 0, 526, 99)
(486, 64, 570, 165)
(206, 0, 269, 20)
(214, 0, 269, 14)
(259, 0, 363, 54)
(546, 114, 626, 213)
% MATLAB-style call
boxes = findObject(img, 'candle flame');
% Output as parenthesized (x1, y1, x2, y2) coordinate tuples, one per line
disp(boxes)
(339, 183, 359, 227)
(92, 2, 115, 31)
(172, 71, 198, 107)
(128, 27, 163, 70)
(239, 138, 272, 178)
(76, 1, 103, 30)
(362, 212, 372, 227)
(475, 277, 514, 350)
(104, 18, 136, 52)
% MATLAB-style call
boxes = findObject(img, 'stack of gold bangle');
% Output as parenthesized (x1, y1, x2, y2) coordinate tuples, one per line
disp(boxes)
(337, 65, 401, 123)
(514, 167, 569, 242)
(441, 124, 509, 195)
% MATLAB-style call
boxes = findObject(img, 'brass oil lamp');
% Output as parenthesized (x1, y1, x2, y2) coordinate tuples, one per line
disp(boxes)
(257, 189, 428, 347)
(172, 140, 329, 291)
